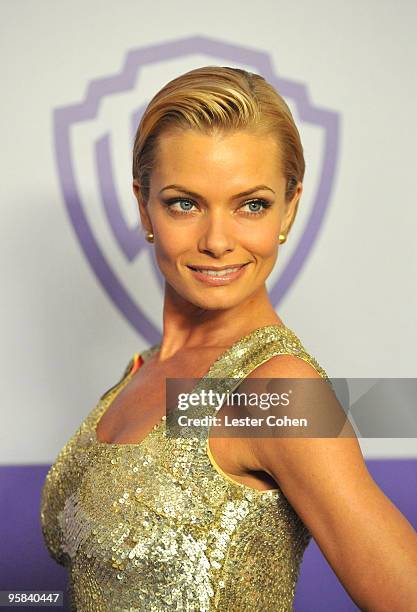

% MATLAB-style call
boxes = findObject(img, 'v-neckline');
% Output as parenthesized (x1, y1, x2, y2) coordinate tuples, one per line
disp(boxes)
(91, 323, 289, 449)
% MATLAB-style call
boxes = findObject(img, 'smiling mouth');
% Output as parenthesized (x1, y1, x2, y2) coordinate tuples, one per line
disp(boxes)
(187, 263, 249, 277)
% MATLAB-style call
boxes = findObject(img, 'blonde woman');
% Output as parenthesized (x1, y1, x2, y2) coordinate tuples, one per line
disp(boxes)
(40, 67, 417, 611)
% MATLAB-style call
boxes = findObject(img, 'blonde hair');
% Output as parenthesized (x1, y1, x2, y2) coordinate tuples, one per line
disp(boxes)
(132, 66, 304, 204)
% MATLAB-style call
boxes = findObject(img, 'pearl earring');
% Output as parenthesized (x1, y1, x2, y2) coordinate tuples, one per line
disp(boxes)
(279, 233, 287, 244)
(145, 231, 154, 243)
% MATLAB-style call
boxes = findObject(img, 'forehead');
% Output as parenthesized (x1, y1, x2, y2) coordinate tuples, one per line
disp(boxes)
(153, 129, 283, 184)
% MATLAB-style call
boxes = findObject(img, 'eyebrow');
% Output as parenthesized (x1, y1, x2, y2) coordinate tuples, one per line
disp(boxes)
(159, 184, 276, 199)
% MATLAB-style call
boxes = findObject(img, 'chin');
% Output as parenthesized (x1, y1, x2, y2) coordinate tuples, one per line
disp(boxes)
(186, 290, 248, 311)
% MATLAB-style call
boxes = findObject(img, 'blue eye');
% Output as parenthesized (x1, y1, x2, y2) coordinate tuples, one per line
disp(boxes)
(164, 198, 197, 215)
(240, 199, 272, 216)
(163, 197, 272, 217)
(176, 200, 195, 211)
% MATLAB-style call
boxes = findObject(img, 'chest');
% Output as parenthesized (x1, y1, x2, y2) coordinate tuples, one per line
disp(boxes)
(95, 349, 220, 445)
(94, 349, 278, 491)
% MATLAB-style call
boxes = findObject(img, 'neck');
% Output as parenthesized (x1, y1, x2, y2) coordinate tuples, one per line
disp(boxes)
(157, 281, 284, 361)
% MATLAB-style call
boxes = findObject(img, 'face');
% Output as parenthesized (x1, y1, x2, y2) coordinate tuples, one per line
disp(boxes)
(133, 129, 301, 311)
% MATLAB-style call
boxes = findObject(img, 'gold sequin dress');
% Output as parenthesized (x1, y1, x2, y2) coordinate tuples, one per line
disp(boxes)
(40, 324, 329, 611)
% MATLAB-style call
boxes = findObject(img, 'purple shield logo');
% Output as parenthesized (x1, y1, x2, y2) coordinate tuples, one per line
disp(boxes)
(54, 36, 339, 346)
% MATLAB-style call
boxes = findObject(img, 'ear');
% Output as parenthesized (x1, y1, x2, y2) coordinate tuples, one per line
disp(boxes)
(132, 179, 153, 234)
(281, 181, 303, 236)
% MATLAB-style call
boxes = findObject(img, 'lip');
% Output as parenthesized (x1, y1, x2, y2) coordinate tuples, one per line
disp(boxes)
(187, 262, 250, 286)
(187, 263, 248, 271)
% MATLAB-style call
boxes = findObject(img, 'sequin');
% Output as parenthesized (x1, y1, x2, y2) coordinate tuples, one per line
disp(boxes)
(40, 324, 330, 611)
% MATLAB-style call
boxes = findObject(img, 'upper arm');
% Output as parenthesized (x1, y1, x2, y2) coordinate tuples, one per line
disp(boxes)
(236, 353, 366, 508)
(241, 354, 417, 611)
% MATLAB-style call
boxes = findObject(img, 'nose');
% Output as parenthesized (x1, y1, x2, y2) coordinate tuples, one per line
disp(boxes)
(197, 211, 235, 258)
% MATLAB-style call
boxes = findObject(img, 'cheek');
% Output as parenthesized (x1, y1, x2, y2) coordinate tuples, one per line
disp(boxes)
(153, 228, 192, 272)
(242, 225, 279, 259)
(151, 212, 188, 256)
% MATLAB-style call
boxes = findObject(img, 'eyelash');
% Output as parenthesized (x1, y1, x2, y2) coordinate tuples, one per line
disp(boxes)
(163, 198, 272, 217)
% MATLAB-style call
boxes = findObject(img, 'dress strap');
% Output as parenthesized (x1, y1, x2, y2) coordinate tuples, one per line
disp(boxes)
(130, 352, 144, 376)
(98, 351, 145, 402)
(178, 325, 330, 429)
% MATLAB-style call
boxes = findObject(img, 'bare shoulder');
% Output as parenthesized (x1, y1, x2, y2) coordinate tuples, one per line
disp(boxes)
(240, 352, 372, 531)
(246, 352, 326, 379)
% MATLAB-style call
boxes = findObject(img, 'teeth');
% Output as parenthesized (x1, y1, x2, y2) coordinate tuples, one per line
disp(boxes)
(194, 267, 241, 277)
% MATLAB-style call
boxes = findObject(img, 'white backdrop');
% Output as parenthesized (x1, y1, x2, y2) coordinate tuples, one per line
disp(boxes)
(1, 0, 416, 464)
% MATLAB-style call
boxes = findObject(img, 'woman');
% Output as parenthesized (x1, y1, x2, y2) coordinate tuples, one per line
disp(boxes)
(40, 66, 417, 611)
